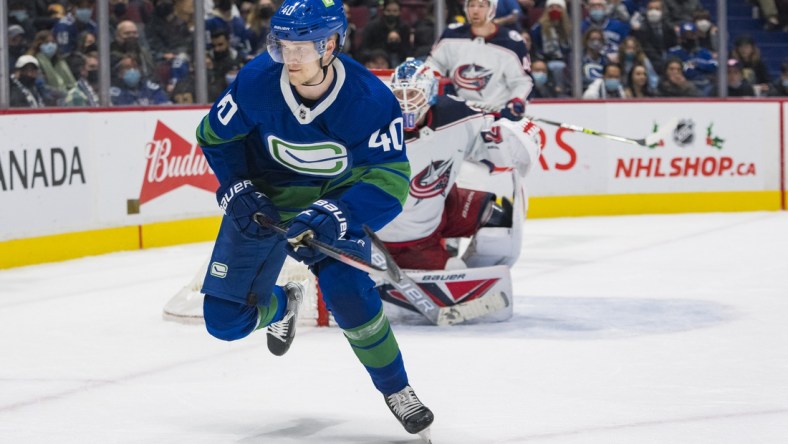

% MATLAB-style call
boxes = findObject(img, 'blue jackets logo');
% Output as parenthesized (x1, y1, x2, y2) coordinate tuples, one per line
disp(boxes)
(267, 135, 348, 177)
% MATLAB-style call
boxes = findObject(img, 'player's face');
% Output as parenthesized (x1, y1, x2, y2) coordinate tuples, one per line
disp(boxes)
(466, 0, 491, 25)
(280, 40, 323, 83)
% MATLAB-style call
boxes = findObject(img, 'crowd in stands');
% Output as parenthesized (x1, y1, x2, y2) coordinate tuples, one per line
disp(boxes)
(6, 0, 788, 108)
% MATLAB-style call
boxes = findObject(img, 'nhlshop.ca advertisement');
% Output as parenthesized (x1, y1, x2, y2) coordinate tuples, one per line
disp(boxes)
(525, 101, 781, 196)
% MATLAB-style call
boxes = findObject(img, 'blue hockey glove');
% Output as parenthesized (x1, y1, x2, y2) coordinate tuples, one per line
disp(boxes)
(217, 179, 279, 239)
(285, 199, 348, 265)
(501, 97, 526, 120)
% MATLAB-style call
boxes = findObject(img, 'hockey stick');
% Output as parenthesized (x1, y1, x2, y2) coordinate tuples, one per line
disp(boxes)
(254, 213, 505, 326)
(528, 116, 655, 148)
(253, 213, 387, 275)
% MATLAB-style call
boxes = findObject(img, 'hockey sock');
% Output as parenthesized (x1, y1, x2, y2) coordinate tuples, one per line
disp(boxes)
(254, 286, 286, 330)
(343, 308, 408, 394)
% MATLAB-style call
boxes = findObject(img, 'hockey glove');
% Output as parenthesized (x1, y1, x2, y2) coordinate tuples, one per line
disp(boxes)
(218, 179, 279, 239)
(501, 97, 526, 120)
(285, 199, 348, 265)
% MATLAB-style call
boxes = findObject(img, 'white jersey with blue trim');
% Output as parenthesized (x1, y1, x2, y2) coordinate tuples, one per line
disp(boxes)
(425, 24, 533, 112)
(376, 96, 490, 243)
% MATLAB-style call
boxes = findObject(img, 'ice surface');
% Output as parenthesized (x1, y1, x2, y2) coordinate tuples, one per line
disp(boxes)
(1, 212, 787, 443)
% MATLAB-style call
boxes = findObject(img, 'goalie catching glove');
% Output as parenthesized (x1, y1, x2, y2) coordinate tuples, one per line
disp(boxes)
(285, 199, 351, 265)
(218, 180, 279, 239)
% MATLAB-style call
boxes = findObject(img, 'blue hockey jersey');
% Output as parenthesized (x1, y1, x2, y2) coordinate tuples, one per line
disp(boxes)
(196, 53, 411, 237)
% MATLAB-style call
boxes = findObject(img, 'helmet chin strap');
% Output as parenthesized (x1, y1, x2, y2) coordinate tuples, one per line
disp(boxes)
(300, 53, 338, 87)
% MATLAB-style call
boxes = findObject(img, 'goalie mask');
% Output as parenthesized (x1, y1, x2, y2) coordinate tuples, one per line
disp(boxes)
(389, 59, 438, 130)
(267, 0, 347, 65)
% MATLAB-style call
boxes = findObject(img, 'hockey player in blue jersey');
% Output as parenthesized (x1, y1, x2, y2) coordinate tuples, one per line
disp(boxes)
(195, 0, 434, 439)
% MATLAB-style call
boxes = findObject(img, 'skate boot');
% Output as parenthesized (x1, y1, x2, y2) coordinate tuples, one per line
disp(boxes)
(385, 385, 434, 441)
(266, 282, 303, 356)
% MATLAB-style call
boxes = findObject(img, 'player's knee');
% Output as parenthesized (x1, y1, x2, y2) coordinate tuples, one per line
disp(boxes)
(203, 294, 257, 341)
(317, 261, 381, 327)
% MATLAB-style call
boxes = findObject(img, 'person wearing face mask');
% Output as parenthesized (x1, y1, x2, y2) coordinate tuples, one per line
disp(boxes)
(530, 59, 562, 98)
(531, 0, 571, 95)
(206, 0, 252, 59)
(581, 27, 607, 88)
(30, 30, 77, 105)
(208, 30, 244, 83)
(692, 9, 718, 54)
(616, 36, 658, 90)
(9, 55, 46, 108)
(52, 0, 98, 57)
(359, 0, 412, 67)
(110, 20, 157, 80)
(582, 62, 626, 99)
(580, 0, 630, 56)
(245, 0, 279, 56)
(8, 26, 29, 71)
(716, 59, 756, 97)
(667, 21, 717, 96)
(8, 0, 36, 40)
(632, 0, 678, 75)
(110, 55, 172, 106)
(64, 53, 100, 106)
(663, 0, 701, 29)
(148, 0, 195, 64)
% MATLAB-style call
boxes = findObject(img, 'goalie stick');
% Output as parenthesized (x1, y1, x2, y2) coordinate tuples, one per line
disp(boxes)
(254, 213, 508, 326)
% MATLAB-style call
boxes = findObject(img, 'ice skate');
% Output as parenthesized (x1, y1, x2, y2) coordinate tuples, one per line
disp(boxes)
(266, 282, 303, 356)
(385, 385, 434, 440)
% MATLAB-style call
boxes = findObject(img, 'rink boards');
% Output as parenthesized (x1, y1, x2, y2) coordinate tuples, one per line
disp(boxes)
(1, 100, 786, 268)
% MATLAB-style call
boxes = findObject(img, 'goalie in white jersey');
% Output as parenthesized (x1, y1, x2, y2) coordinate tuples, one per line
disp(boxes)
(375, 59, 541, 323)
(425, 0, 533, 121)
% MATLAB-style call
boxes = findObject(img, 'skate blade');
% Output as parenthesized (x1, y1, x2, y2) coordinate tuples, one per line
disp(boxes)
(417, 427, 432, 443)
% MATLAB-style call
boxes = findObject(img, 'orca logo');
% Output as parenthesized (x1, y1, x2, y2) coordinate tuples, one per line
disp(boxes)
(210, 262, 228, 278)
(267, 135, 348, 177)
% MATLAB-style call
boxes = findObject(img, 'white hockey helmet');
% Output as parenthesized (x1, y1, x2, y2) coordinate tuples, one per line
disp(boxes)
(464, 0, 498, 22)
(389, 58, 438, 130)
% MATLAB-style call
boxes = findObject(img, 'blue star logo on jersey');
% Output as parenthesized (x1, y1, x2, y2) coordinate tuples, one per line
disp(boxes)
(267, 135, 349, 177)
(410, 159, 453, 199)
(453, 64, 494, 91)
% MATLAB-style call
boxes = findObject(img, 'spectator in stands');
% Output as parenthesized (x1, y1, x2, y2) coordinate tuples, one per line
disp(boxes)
(722, 59, 756, 97)
(208, 30, 244, 95)
(494, 0, 523, 31)
(531, 0, 571, 96)
(658, 57, 700, 97)
(616, 36, 658, 90)
(692, 8, 717, 54)
(64, 53, 100, 106)
(530, 59, 563, 98)
(731, 34, 771, 94)
(667, 22, 717, 96)
(52, 0, 98, 57)
(111, 20, 157, 81)
(76, 30, 98, 58)
(358, 0, 412, 68)
(206, 0, 250, 58)
(663, 0, 700, 29)
(9, 55, 46, 108)
(581, 0, 630, 55)
(581, 27, 607, 88)
(110, 54, 171, 105)
(447, 0, 469, 25)
(8, 25, 29, 71)
(148, 0, 195, 65)
(625, 63, 657, 97)
(172, 76, 195, 103)
(631, 0, 677, 75)
(766, 61, 788, 96)
(246, 0, 277, 56)
(583, 62, 626, 98)
(8, 0, 36, 40)
(29, 30, 77, 105)
(360, 49, 392, 69)
(753, 0, 781, 30)
(606, 0, 632, 22)
(410, 5, 437, 58)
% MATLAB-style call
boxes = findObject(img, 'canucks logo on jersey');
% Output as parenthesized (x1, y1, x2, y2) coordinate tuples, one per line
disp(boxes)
(266, 135, 349, 177)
